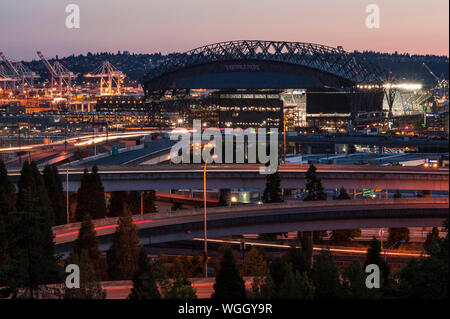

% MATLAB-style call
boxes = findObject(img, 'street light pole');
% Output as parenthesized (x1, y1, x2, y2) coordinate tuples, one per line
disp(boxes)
(283, 110, 286, 163)
(203, 153, 218, 278)
(66, 162, 70, 224)
(203, 158, 208, 278)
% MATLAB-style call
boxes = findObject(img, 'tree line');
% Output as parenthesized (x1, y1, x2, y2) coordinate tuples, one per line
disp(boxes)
(0, 160, 156, 298)
(0, 160, 447, 299)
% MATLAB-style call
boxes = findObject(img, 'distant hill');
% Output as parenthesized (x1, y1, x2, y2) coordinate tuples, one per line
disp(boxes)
(353, 51, 449, 86)
(4, 50, 449, 87)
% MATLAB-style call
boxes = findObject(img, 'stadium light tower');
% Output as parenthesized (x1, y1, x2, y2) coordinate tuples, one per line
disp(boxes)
(383, 71, 397, 118)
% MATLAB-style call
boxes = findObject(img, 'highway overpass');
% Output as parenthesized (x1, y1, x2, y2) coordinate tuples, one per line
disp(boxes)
(53, 197, 448, 256)
(7, 164, 449, 192)
(58, 164, 449, 192)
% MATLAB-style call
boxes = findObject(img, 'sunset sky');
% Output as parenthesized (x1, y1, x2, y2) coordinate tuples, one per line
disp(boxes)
(1, 0, 448, 60)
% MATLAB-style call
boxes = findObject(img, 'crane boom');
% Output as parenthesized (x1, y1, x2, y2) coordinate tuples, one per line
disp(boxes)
(37, 51, 58, 78)
(422, 62, 439, 82)
(0, 52, 20, 77)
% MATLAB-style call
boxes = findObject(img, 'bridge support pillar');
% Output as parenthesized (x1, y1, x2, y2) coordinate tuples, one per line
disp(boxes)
(353, 188, 357, 200)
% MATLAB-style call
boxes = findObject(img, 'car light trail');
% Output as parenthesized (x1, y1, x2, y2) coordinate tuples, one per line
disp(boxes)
(54, 219, 152, 238)
(0, 146, 33, 151)
(192, 238, 428, 258)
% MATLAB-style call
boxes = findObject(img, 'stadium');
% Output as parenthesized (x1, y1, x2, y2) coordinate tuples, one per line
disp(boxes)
(142, 40, 386, 132)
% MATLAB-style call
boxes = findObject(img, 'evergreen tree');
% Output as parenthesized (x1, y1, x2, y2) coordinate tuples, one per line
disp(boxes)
(278, 265, 315, 299)
(72, 214, 100, 267)
(190, 253, 204, 277)
(304, 164, 327, 201)
(0, 207, 60, 298)
(365, 237, 390, 286)
(125, 191, 140, 214)
(29, 161, 51, 212)
(298, 231, 313, 270)
(128, 247, 160, 299)
(242, 247, 267, 276)
(107, 210, 142, 280)
(396, 219, 448, 299)
(75, 166, 106, 221)
(74, 168, 91, 221)
(168, 256, 188, 278)
(248, 272, 276, 299)
(342, 260, 380, 299)
(424, 227, 440, 253)
(90, 165, 107, 218)
(262, 172, 283, 203)
(64, 249, 106, 299)
(387, 228, 410, 246)
(16, 161, 36, 212)
(108, 191, 127, 217)
(0, 161, 14, 287)
(212, 246, 246, 299)
(1, 161, 59, 298)
(42, 165, 66, 225)
(165, 273, 197, 299)
(311, 250, 343, 299)
(269, 257, 288, 293)
(0, 217, 9, 286)
(0, 160, 16, 218)
(284, 245, 309, 275)
(334, 187, 351, 200)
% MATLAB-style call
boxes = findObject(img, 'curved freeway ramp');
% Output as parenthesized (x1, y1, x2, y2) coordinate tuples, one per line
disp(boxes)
(54, 198, 448, 256)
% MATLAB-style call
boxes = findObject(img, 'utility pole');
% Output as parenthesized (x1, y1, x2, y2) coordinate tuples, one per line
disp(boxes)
(283, 111, 287, 163)
(203, 160, 208, 278)
(66, 163, 70, 224)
